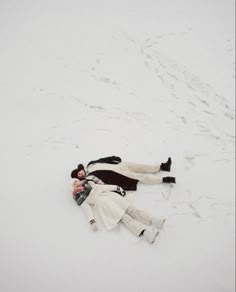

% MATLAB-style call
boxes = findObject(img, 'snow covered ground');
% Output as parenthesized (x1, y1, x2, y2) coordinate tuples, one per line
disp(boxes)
(0, 0, 235, 291)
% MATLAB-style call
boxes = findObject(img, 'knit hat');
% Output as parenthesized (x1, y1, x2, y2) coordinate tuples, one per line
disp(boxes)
(70, 164, 85, 179)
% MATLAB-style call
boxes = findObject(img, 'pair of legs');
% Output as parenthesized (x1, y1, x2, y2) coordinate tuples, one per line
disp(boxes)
(121, 205, 165, 238)
(118, 162, 163, 184)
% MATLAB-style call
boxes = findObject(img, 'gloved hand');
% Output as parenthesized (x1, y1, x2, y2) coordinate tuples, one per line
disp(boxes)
(111, 156, 122, 162)
(90, 219, 97, 231)
(116, 186, 126, 197)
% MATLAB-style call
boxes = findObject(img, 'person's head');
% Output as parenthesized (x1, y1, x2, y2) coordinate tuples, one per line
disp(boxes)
(73, 179, 81, 190)
(77, 169, 86, 179)
(71, 164, 86, 179)
(69, 178, 81, 192)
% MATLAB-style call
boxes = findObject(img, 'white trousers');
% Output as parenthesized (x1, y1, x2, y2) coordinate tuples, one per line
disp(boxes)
(120, 205, 153, 236)
(117, 162, 162, 184)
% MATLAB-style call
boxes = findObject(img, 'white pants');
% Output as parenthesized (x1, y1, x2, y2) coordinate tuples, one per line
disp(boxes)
(120, 205, 153, 236)
(111, 162, 162, 184)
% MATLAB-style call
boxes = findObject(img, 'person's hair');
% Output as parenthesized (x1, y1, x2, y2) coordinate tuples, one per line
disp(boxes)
(69, 178, 80, 191)
(71, 164, 85, 178)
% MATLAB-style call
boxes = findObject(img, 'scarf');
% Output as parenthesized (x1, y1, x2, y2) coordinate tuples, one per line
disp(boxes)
(73, 180, 92, 206)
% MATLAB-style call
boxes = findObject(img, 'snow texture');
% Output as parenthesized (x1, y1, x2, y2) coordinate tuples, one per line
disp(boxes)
(0, 0, 235, 292)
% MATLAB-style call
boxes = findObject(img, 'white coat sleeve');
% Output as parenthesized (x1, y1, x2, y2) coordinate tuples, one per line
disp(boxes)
(95, 184, 119, 193)
(80, 201, 95, 223)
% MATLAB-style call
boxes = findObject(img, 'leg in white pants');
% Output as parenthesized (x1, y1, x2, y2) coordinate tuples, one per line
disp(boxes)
(121, 213, 147, 236)
(119, 170, 162, 184)
(125, 205, 166, 231)
(120, 162, 161, 174)
(126, 205, 153, 225)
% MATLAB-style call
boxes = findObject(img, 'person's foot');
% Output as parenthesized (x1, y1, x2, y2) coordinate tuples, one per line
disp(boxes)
(162, 176, 176, 183)
(160, 157, 172, 172)
(152, 218, 166, 230)
(143, 227, 159, 244)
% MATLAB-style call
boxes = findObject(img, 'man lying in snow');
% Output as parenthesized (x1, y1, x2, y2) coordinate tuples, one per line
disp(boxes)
(70, 156, 176, 191)
(70, 178, 166, 244)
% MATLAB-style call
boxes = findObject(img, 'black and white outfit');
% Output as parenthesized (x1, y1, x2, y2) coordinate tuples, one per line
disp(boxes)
(71, 156, 175, 190)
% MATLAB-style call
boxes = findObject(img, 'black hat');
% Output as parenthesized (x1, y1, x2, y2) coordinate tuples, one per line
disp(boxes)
(71, 164, 85, 178)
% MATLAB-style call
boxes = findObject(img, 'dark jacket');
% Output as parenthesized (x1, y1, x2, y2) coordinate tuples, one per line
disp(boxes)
(85, 156, 138, 191)
(88, 170, 138, 191)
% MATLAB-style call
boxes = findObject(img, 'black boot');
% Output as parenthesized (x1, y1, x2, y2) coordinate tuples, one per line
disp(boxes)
(162, 176, 176, 183)
(160, 157, 172, 172)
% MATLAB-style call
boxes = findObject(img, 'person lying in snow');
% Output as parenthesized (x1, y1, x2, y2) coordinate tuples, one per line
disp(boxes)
(71, 156, 176, 191)
(70, 178, 166, 244)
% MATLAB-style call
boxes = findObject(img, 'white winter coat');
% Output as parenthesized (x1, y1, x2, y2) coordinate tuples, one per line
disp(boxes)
(81, 182, 132, 231)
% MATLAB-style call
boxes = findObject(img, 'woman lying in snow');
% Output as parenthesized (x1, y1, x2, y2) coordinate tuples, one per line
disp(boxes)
(71, 156, 176, 191)
(70, 178, 166, 244)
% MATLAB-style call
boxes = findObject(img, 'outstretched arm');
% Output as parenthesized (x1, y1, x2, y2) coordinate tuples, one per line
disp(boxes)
(95, 184, 126, 196)
(87, 156, 122, 167)
(80, 201, 97, 231)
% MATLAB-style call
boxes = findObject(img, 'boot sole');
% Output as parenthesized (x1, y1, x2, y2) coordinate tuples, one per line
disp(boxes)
(150, 230, 159, 244)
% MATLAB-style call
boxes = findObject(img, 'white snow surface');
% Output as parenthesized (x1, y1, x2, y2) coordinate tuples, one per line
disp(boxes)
(0, 1, 235, 292)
